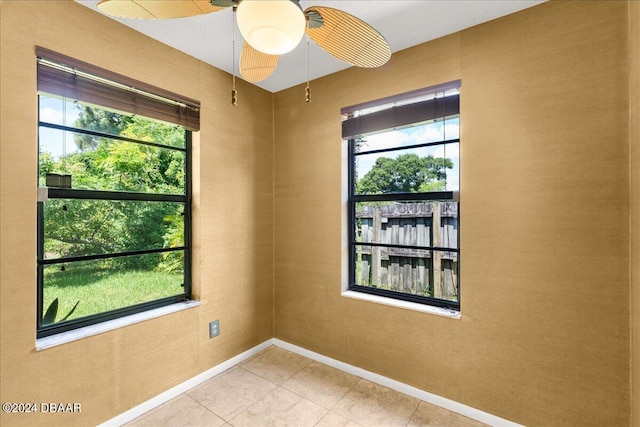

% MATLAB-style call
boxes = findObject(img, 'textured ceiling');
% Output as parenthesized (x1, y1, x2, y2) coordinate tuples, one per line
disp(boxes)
(77, 1, 545, 92)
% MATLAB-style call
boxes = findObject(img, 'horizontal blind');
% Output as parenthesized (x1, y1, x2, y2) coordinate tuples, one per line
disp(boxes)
(341, 81, 460, 140)
(36, 46, 200, 131)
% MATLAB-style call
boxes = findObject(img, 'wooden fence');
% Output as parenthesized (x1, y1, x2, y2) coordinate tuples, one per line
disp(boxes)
(356, 202, 458, 301)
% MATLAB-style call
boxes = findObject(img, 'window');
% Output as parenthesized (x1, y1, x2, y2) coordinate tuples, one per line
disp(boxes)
(36, 47, 199, 338)
(344, 81, 460, 310)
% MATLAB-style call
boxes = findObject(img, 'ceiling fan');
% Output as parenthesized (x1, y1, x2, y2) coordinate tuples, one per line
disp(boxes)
(97, 0, 391, 96)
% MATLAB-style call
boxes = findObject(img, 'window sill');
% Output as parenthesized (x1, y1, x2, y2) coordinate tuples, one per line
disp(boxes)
(341, 290, 460, 319)
(36, 300, 200, 351)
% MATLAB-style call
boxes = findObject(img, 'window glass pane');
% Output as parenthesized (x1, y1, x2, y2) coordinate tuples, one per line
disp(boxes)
(355, 244, 431, 295)
(354, 143, 458, 195)
(39, 95, 80, 127)
(39, 94, 186, 148)
(355, 201, 458, 249)
(43, 199, 185, 259)
(441, 142, 459, 192)
(38, 74, 191, 337)
(38, 127, 185, 194)
(354, 116, 459, 154)
(354, 245, 458, 302)
(436, 250, 458, 302)
(41, 251, 185, 325)
(348, 84, 460, 308)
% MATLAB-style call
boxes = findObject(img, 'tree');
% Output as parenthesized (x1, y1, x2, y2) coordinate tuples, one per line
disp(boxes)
(356, 153, 453, 194)
(42, 106, 186, 269)
(74, 106, 133, 150)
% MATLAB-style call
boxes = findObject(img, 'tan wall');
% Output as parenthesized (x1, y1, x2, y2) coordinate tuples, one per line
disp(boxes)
(631, 1, 640, 425)
(0, 1, 273, 426)
(1, 1, 635, 426)
(274, 2, 631, 426)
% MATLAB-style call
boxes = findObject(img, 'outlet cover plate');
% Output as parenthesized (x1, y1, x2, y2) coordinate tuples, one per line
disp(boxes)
(209, 320, 220, 338)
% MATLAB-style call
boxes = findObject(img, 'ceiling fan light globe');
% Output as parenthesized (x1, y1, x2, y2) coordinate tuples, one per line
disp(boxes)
(236, 0, 305, 55)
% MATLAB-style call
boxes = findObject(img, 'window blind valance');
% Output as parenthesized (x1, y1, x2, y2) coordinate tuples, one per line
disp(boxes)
(341, 80, 460, 140)
(36, 46, 200, 131)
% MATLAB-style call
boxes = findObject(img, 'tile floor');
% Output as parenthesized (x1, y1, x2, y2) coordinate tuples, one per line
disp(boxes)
(125, 346, 488, 427)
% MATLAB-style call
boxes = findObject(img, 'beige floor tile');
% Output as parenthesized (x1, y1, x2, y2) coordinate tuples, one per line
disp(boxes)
(408, 401, 490, 427)
(125, 394, 225, 427)
(186, 366, 277, 421)
(241, 345, 313, 384)
(281, 361, 360, 409)
(315, 410, 363, 427)
(333, 379, 420, 426)
(123, 348, 494, 427)
(230, 387, 327, 427)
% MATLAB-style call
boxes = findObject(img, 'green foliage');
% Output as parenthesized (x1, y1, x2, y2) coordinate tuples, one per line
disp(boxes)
(43, 266, 183, 321)
(356, 153, 453, 194)
(42, 298, 79, 325)
(41, 104, 187, 301)
(122, 118, 185, 149)
(38, 151, 56, 182)
(158, 212, 185, 274)
(74, 106, 132, 150)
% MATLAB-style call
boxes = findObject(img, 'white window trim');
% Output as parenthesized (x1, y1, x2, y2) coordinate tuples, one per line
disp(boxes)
(36, 300, 200, 351)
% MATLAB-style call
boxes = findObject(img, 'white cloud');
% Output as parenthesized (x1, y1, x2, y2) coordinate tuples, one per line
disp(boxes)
(410, 122, 460, 144)
(354, 118, 461, 190)
(433, 143, 460, 159)
(359, 129, 410, 152)
(40, 107, 63, 124)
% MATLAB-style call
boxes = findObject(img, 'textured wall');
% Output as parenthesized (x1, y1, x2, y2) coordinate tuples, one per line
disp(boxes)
(1, 1, 635, 426)
(0, 1, 273, 426)
(631, 1, 640, 425)
(274, 2, 630, 426)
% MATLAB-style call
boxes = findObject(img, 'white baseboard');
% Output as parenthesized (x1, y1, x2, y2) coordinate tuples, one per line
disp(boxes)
(272, 339, 523, 427)
(99, 337, 523, 427)
(97, 339, 274, 426)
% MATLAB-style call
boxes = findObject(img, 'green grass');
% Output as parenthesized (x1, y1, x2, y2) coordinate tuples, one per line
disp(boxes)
(43, 266, 183, 323)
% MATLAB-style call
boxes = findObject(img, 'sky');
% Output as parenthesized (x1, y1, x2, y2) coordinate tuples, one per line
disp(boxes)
(354, 118, 460, 191)
(39, 95, 460, 192)
(38, 95, 82, 159)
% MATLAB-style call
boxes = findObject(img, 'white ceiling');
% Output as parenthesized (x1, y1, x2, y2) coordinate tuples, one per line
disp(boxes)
(77, 1, 545, 93)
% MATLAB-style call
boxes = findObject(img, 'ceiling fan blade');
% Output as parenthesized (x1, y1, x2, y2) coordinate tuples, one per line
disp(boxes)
(240, 42, 279, 83)
(304, 7, 391, 68)
(97, 0, 227, 19)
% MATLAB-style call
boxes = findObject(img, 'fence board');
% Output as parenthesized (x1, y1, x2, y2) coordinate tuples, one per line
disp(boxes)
(355, 202, 458, 301)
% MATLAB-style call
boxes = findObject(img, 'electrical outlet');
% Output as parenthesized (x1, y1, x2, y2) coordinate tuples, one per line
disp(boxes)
(209, 320, 220, 338)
